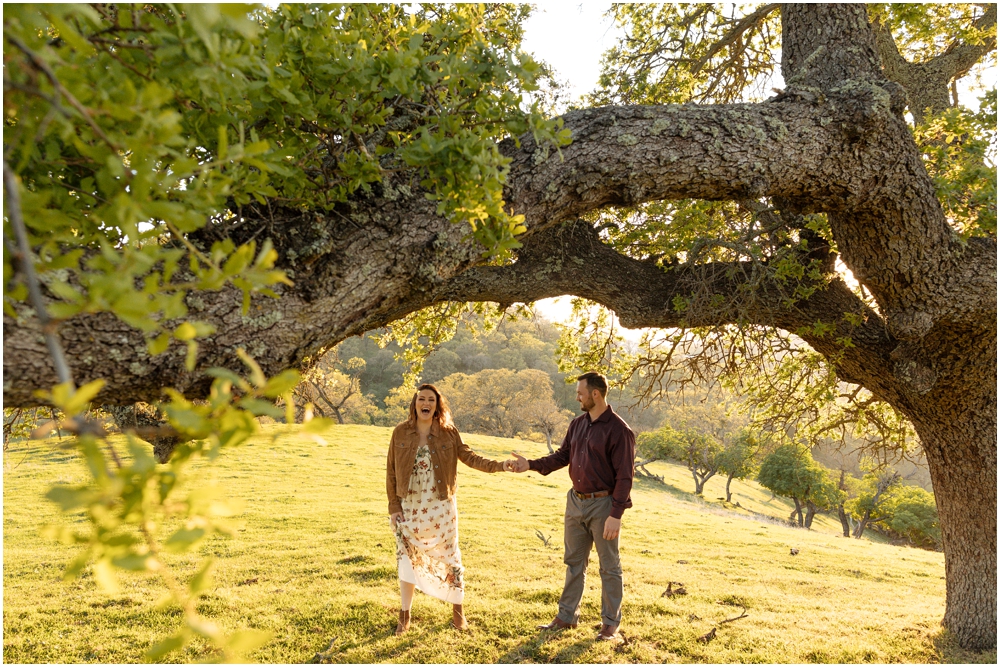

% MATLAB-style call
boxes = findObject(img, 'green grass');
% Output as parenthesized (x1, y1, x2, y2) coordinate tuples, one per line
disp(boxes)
(3, 424, 994, 664)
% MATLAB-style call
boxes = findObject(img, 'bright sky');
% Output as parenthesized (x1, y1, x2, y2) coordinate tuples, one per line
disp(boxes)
(520, 3, 618, 325)
(521, 2, 620, 109)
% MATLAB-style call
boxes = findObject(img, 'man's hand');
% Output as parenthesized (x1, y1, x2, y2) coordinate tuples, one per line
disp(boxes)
(390, 512, 403, 528)
(505, 452, 529, 473)
(603, 516, 621, 540)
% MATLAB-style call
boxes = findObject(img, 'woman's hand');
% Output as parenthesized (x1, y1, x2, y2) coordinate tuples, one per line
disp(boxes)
(390, 512, 403, 528)
(504, 452, 529, 473)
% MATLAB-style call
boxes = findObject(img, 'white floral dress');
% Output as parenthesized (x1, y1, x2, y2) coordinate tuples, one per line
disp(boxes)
(394, 445, 464, 603)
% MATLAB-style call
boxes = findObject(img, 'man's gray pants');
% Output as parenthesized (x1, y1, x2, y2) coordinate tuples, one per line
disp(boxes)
(556, 489, 623, 627)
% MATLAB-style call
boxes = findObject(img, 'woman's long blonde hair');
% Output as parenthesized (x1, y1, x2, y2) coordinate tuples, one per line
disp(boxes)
(407, 383, 453, 428)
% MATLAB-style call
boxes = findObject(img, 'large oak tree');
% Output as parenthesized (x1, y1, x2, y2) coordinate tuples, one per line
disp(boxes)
(4, 3, 995, 649)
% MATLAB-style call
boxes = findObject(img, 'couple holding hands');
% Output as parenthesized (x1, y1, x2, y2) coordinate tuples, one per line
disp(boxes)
(385, 372, 636, 642)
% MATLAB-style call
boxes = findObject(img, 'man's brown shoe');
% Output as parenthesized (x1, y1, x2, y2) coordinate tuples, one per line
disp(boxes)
(596, 624, 620, 641)
(452, 604, 469, 631)
(395, 610, 411, 636)
(537, 616, 578, 630)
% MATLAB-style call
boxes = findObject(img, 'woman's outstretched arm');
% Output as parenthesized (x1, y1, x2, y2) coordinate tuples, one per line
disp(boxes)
(454, 430, 505, 473)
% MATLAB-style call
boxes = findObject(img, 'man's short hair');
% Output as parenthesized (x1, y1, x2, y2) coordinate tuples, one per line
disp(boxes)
(577, 372, 608, 397)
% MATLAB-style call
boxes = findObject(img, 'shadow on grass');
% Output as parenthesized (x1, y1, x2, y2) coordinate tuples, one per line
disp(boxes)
(631, 474, 694, 501)
(510, 589, 561, 605)
(495, 627, 602, 664)
(348, 566, 396, 583)
(931, 629, 997, 664)
(311, 602, 473, 663)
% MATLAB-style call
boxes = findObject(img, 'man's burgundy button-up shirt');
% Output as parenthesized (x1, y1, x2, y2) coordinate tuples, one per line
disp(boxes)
(528, 405, 636, 519)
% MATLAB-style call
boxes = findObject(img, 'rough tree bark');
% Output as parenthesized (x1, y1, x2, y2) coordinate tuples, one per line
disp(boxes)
(872, 4, 996, 123)
(3, 3, 995, 649)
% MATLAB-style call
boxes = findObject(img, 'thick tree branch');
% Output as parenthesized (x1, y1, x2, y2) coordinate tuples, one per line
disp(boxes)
(873, 4, 996, 122)
(383, 220, 907, 408)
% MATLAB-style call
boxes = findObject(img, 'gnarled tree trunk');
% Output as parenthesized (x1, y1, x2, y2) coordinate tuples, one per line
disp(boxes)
(913, 390, 996, 649)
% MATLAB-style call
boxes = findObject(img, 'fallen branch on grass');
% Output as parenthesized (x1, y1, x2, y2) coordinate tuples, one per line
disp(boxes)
(313, 636, 339, 663)
(635, 458, 664, 483)
(719, 604, 749, 624)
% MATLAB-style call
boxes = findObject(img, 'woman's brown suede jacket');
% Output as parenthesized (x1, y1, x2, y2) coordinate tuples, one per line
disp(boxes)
(386, 420, 504, 515)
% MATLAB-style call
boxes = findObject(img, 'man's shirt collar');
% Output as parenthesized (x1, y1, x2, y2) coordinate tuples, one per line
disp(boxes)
(587, 404, 615, 425)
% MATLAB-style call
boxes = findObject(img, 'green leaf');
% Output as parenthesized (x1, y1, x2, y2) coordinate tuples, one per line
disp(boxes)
(206, 367, 251, 391)
(148, 332, 172, 356)
(189, 558, 215, 595)
(46, 485, 94, 511)
(224, 629, 273, 658)
(63, 551, 93, 581)
(236, 348, 266, 387)
(185, 341, 199, 372)
(48, 14, 96, 55)
(111, 553, 154, 571)
(174, 322, 198, 341)
(93, 559, 120, 593)
(49, 379, 106, 416)
(125, 434, 158, 473)
(144, 632, 188, 662)
(164, 527, 207, 553)
(187, 617, 222, 641)
(262, 369, 301, 398)
(237, 397, 284, 418)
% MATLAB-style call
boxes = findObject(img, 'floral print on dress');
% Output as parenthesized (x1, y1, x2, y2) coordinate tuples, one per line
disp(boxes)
(394, 445, 464, 603)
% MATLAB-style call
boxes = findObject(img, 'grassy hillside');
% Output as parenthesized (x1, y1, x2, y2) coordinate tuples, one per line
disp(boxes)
(2, 424, 989, 663)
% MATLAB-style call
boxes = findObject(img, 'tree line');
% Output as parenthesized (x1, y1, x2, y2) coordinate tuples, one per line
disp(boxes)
(636, 412, 940, 550)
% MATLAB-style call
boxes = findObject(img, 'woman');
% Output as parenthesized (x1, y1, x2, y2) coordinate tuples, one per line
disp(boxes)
(386, 384, 508, 635)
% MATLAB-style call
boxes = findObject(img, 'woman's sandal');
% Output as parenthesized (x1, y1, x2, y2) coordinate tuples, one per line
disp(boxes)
(452, 604, 468, 631)
(395, 609, 411, 636)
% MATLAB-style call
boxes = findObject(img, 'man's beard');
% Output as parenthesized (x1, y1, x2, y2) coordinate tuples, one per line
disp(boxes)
(579, 398, 595, 412)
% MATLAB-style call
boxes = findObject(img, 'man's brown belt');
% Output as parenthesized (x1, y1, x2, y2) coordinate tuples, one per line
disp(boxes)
(573, 489, 610, 500)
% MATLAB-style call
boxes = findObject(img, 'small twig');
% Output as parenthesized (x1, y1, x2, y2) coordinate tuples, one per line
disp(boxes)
(719, 604, 748, 624)
(4, 31, 121, 152)
(8, 448, 31, 470)
(164, 220, 220, 271)
(4, 162, 74, 386)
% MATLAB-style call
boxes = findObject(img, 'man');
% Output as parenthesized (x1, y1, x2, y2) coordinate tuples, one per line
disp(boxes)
(505, 371, 636, 642)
